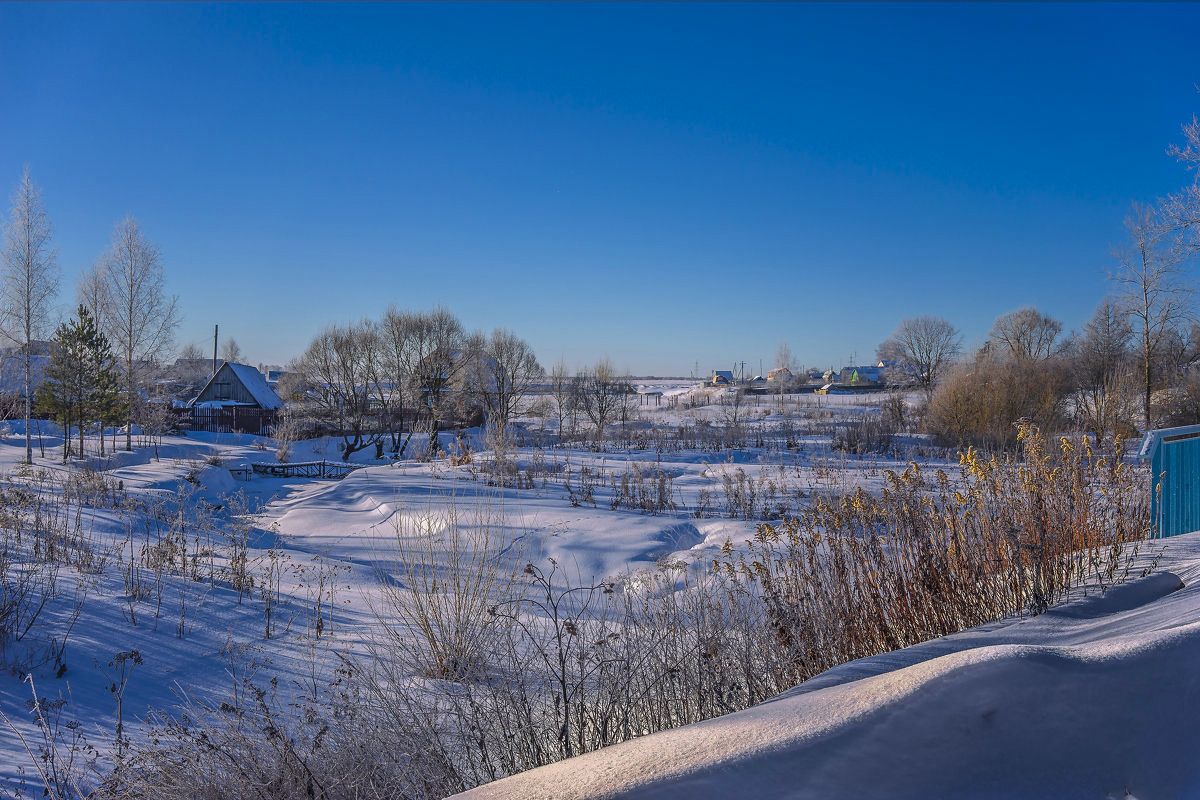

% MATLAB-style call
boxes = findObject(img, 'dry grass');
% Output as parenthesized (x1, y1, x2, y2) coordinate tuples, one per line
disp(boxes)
(715, 421, 1151, 688)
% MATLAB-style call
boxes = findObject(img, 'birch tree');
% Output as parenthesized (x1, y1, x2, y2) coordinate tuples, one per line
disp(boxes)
(1162, 113, 1200, 253)
(1110, 204, 1195, 429)
(98, 215, 179, 451)
(221, 337, 242, 364)
(77, 261, 109, 330)
(1, 167, 60, 464)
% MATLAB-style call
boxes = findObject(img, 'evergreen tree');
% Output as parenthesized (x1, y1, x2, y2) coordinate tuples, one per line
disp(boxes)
(38, 305, 121, 460)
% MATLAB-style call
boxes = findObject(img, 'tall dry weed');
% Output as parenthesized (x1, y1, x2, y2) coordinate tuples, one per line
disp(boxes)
(715, 421, 1151, 688)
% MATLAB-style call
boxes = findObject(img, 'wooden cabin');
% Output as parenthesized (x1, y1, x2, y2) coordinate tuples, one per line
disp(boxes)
(184, 362, 283, 435)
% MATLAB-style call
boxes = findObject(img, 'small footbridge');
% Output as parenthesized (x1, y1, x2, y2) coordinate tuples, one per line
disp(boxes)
(251, 460, 364, 480)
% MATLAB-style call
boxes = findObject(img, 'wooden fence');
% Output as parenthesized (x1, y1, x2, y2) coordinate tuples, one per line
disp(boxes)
(174, 406, 278, 436)
(173, 402, 482, 438)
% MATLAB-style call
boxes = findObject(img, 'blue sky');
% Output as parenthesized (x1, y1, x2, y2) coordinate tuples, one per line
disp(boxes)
(2, 2, 1198, 376)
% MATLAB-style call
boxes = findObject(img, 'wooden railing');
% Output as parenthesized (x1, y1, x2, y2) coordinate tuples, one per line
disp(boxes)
(250, 460, 362, 479)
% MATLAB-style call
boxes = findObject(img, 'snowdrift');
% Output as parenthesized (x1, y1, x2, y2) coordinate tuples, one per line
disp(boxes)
(457, 544, 1200, 800)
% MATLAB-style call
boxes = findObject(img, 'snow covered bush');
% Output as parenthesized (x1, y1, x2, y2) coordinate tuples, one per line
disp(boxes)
(94, 661, 457, 800)
(372, 503, 520, 682)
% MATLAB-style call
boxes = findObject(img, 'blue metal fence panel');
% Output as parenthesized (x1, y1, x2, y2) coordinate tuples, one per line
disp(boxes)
(1141, 425, 1200, 538)
(1162, 434, 1200, 536)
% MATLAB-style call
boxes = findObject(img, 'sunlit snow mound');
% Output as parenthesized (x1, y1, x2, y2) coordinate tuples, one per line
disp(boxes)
(456, 539, 1200, 800)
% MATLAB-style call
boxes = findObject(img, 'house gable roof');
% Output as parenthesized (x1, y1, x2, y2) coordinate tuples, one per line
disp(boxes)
(188, 362, 284, 410)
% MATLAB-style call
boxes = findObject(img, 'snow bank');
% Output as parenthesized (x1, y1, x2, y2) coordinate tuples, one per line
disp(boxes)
(455, 556, 1200, 800)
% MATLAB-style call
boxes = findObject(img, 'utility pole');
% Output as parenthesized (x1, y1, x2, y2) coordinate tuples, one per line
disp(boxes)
(213, 324, 219, 376)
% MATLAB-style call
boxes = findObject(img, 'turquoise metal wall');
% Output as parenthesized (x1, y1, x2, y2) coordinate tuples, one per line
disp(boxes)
(1142, 426, 1200, 538)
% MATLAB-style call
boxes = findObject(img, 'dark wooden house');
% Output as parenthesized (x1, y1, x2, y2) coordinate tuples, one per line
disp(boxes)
(184, 362, 283, 435)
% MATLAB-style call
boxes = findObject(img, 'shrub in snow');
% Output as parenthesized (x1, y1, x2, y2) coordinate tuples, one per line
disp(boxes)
(926, 352, 1073, 449)
(716, 421, 1152, 692)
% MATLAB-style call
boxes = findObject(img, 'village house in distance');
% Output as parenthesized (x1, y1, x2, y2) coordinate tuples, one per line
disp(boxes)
(709, 360, 910, 394)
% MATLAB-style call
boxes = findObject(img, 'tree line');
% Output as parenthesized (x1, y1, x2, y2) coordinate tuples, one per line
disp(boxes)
(7, 112, 1199, 461)
(286, 308, 546, 461)
(873, 115, 1200, 447)
(286, 310, 646, 461)
(0, 166, 637, 466)
(1, 168, 179, 462)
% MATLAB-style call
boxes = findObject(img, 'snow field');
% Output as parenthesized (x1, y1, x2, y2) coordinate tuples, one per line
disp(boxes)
(0, 388, 1158, 798)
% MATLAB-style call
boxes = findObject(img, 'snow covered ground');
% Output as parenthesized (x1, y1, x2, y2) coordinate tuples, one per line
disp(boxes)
(0, 389, 1177, 798)
(457, 554, 1199, 800)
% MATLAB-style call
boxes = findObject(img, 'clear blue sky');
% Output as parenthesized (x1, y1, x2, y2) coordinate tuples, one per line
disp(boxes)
(2, 2, 1198, 376)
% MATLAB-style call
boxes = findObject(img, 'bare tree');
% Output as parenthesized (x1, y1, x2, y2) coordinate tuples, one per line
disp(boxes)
(271, 406, 302, 463)
(98, 215, 179, 451)
(616, 372, 635, 431)
(773, 340, 796, 408)
(176, 341, 210, 377)
(355, 318, 394, 460)
(407, 307, 467, 457)
(1073, 298, 1137, 443)
(152, 342, 212, 405)
(179, 341, 206, 363)
(549, 361, 575, 442)
(1161, 113, 1200, 253)
(294, 320, 380, 461)
(1110, 204, 1195, 428)
(580, 358, 621, 445)
(1, 167, 59, 464)
(472, 328, 544, 437)
(1076, 299, 1133, 386)
(77, 261, 108, 329)
(877, 316, 961, 398)
(221, 337, 242, 364)
(719, 386, 747, 431)
(377, 307, 418, 456)
(987, 307, 1063, 361)
(774, 341, 795, 374)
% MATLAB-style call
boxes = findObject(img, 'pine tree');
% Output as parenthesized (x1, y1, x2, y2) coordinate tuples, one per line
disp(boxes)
(38, 305, 121, 460)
